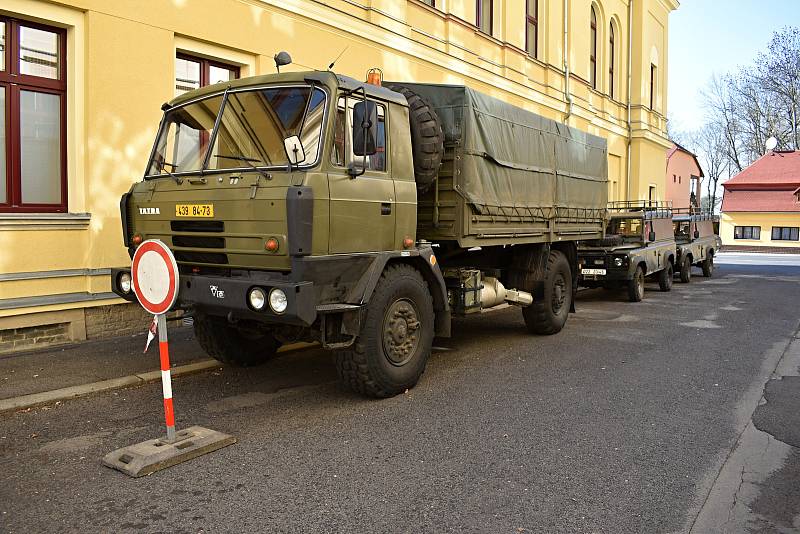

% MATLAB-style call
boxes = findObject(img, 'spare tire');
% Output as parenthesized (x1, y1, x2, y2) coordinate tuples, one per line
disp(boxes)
(387, 85, 444, 192)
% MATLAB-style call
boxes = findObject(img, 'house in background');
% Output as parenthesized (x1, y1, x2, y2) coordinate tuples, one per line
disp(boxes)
(720, 150, 800, 252)
(665, 142, 703, 209)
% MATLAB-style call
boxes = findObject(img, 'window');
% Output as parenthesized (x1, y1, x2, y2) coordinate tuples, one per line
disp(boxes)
(589, 7, 597, 89)
(526, 0, 538, 58)
(477, 0, 493, 35)
(175, 53, 239, 96)
(734, 226, 761, 240)
(771, 227, 799, 241)
(608, 22, 615, 98)
(331, 97, 387, 172)
(648, 185, 656, 202)
(0, 17, 67, 213)
(650, 64, 657, 110)
(420, 0, 435, 6)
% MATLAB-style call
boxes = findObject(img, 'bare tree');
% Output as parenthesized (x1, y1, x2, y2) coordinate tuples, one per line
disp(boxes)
(695, 121, 729, 211)
(756, 27, 800, 150)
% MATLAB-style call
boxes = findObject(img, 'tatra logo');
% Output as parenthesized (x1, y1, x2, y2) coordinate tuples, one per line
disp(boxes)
(210, 285, 225, 299)
(139, 207, 160, 215)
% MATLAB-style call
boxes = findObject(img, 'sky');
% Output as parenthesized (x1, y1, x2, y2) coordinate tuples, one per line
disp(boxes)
(668, 0, 800, 133)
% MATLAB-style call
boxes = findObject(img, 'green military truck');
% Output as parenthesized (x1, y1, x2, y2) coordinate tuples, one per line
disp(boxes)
(577, 201, 677, 302)
(111, 69, 608, 397)
(672, 209, 721, 282)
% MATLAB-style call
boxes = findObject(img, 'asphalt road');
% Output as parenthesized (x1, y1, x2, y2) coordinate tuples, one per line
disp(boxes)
(1, 259, 799, 533)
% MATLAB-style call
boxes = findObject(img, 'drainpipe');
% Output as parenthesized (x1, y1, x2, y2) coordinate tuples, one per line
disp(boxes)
(563, 0, 573, 121)
(626, 0, 633, 201)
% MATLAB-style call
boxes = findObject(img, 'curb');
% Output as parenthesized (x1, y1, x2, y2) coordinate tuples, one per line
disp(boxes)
(0, 341, 318, 414)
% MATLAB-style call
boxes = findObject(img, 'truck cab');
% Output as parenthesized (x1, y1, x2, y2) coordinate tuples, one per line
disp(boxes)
(672, 209, 721, 282)
(578, 201, 677, 302)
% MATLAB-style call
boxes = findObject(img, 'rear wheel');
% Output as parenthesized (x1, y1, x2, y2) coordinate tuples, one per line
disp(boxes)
(194, 315, 280, 367)
(659, 262, 674, 292)
(628, 266, 645, 302)
(679, 256, 692, 283)
(702, 253, 714, 277)
(520, 250, 572, 335)
(334, 264, 434, 398)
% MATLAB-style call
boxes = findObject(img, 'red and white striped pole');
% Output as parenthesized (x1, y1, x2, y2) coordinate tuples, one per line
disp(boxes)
(157, 313, 176, 441)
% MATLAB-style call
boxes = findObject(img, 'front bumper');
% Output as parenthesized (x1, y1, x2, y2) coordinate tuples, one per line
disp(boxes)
(111, 268, 316, 326)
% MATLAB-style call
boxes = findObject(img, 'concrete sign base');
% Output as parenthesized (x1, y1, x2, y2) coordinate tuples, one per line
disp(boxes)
(103, 426, 235, 477)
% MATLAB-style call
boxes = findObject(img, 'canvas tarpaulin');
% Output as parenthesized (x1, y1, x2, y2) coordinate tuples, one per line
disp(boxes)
(389, 84, 608, 218)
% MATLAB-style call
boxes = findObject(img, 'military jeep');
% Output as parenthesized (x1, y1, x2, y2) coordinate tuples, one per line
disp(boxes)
(672, 209, 721, 282)
(577, 201, 677, 302)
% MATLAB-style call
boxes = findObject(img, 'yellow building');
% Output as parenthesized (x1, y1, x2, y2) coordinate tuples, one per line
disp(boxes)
(0, 0, 677, 352)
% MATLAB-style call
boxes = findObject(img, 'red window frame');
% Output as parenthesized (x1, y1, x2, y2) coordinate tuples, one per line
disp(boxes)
(526, 0, 538, 58)
(175, 53, 240, 95)
(0, 17, 67, 213)
(476, 0, 493, 36)
(590, 7, 597, 90)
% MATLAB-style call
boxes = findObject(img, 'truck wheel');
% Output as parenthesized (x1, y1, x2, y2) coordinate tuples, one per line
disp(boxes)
(628, 266, 645, 302)
(334, 264, 434, 398)
(520, 250, 572, 335)
(702, 253, 714, 277)
(388, 86, 444, 193)
(679, 256, 692, 283)
(659, 262, 674, 292)
(193, 315, 280, 367)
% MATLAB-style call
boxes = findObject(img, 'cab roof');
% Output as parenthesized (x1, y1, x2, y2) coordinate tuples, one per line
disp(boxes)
(166, 70, 409, 109)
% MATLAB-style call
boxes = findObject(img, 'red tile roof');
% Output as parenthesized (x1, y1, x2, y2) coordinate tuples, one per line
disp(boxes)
(721, 189, 800, 212)
(724, 150, 800, 188)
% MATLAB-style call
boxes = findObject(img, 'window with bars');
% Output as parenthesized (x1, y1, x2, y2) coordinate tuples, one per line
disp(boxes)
(175, 53, 239, 96)
(526, 0, 538, 58)
(477, 0, 493, 36)
(0, 17, 67, 213)
(590, 7, 597, 90)
(771, 226, 799, 241)
(734, 226, 761, 240)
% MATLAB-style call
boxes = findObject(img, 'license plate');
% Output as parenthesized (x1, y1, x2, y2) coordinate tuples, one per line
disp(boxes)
(175, 204, 214, 217)
(581, 268, 606, 275)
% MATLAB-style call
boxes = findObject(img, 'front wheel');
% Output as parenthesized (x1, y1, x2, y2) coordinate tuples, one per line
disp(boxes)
(520, 250, 572, 335)
(334, 264, 434, 398)
(659, 262, 674, 292)
(679, 256, 692, 283)
(194, 315, 280, 367)
(702, 253, 714, 277)
(628, 266, 645, 302)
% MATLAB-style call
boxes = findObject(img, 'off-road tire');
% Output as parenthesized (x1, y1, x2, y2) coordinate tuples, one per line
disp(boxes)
(659, 262, 674, 292)
(194, 315, 280, 367)
(679, 255, 691, 283)
(628, 266, 645, 302)
(702, 253, 714, 277)
(334, 264, 434, 398)
(519, 250, 572, 335)
(388, 86, 444, 193)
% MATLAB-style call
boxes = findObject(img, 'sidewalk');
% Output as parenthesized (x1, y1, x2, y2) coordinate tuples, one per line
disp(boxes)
(0, 326, 216, 411)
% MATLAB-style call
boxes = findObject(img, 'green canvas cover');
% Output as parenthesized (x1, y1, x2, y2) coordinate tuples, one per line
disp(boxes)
(390, 83, 608, 217)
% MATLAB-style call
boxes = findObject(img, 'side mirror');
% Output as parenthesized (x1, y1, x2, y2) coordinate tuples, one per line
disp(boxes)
(352, 100, 378, 157)
(283, 135, 306, 165)
(694, 229, 700, 239)
(648, 230, 656, 242)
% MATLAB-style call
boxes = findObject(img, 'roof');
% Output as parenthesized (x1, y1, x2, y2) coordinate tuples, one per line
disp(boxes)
(724, 150, 800, 189)
(667, 141, 705, 177)
(721, 189, 800, 213)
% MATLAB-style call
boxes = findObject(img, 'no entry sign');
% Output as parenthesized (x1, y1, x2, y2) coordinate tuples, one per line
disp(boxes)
(131, 239, 179, 315)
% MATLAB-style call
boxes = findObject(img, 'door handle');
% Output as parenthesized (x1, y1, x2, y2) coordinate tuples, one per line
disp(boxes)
(381, 203, 392, 215)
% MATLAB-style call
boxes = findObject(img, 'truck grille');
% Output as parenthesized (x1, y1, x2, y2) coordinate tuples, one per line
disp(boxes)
(172, 235, 226, 249)
(173, 251, 229, 264)
(170, 220, 224, 233)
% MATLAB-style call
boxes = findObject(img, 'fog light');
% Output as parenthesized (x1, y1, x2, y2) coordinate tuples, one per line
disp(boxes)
(265, 237, 279, 252)
(131, 233, 143, 246)
(269, 288, 288, 314)
(119, 272, 132, 294)
(248, 287, 266, 310)
(614, 257, 624, 267)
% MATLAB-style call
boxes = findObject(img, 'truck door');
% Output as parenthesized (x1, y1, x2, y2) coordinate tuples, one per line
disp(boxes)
(328, 96, 396, 253)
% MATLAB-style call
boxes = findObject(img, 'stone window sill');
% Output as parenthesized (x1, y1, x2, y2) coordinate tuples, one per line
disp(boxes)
(0, 213, 91, 230)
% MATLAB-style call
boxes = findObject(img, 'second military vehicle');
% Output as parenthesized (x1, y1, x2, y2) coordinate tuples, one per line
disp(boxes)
(672, 209, 721, 282)
(111, 66, 608, 397)
(577, 201, 677, 302)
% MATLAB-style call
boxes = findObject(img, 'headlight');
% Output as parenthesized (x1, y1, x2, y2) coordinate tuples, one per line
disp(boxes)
(613, 257, 624, 267)
(269, 288, 288, 314)
(119, 272, 132, 294)
(248, 287, 267, 310)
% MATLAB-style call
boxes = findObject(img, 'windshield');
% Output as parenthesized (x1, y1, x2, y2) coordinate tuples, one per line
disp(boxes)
(674, 221, 691, 240)
(147, 86, 327, 176)
(607, 217, 643, 238)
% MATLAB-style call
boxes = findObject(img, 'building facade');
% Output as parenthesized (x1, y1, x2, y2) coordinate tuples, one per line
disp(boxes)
(0, 0, 677, 352)
(665, 142, 702, 209)
(720, 151, 800, 253)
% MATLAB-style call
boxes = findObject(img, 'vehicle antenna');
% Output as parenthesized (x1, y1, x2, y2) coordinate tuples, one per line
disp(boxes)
(328, 46, 349, 71)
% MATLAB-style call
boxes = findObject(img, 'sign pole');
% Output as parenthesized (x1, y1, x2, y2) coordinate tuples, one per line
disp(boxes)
(157, 313, 176, 442)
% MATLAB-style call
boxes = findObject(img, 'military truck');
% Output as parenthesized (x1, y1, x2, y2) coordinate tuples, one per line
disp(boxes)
(577, 201, 676, 302)
(672, 209, 720, 282)
(111, 68, 608, 397)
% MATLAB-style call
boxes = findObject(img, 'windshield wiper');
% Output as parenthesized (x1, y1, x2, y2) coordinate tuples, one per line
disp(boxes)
(157, 161, 183, 185)
(213, 154, 271, 180)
